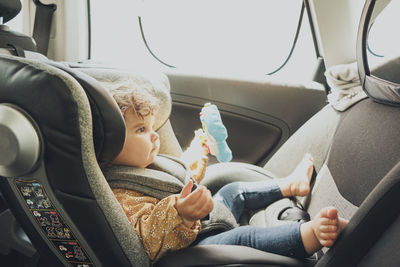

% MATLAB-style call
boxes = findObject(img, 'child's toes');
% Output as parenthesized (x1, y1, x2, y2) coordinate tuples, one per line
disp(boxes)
(320, 239, 335, 247)
(323, 218, 338, 228)
(319, 224, 337, 233)
(327, 207, 339, 219)
(318, 206, 338, 221)
(319, 231, 338, 241)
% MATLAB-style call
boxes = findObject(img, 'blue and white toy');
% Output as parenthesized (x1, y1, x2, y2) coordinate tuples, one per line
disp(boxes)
(200, 103, 232, 162)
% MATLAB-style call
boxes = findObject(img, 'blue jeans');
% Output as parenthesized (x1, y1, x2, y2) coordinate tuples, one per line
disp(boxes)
(194, 181, 309, 258)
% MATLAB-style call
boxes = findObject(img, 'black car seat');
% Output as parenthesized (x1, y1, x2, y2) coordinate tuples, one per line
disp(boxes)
(0, 52, 150, 267)
(0, 0, 40, 264)
(0, 0, 36, 56)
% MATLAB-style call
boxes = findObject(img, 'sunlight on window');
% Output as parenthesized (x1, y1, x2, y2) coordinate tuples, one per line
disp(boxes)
(91, 0, 316, 81)
(368, 1, 400, 60)
(4, 11, 23, 32)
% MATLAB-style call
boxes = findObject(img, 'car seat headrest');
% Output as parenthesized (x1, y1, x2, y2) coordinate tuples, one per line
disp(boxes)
(0, 0, 37, 54)
(0, 51, 126, 165)
(45, 61, 127, 165)
(0, 0, 21, 23)
(357, 0, 400, 106)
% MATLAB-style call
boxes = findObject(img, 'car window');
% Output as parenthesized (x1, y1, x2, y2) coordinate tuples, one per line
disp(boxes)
(4, 7, 23, 32)
(367, 0, 400, 63)
(90, 0, 317, 81)
(367, 0, 400, 84)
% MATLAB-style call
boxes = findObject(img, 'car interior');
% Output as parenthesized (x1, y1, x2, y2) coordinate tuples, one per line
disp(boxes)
(1, 0, 400, 266)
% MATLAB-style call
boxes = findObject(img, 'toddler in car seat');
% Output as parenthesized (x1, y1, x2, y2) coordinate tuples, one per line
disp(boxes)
(103, 87, 348, 263)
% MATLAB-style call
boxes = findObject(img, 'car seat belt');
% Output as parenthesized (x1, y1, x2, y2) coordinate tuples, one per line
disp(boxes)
(278, 167, 317, 223)
(7, 43, 25, 57)
(300, 167, 317, 210)
(279, 201, 310, 223)
(32, 0, 56, 56)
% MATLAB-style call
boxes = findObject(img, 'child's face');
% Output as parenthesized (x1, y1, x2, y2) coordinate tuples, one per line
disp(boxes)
(112, 108, 160, 168)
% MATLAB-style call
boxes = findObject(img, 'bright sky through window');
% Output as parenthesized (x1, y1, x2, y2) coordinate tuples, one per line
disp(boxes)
(91, 0, 316, 81)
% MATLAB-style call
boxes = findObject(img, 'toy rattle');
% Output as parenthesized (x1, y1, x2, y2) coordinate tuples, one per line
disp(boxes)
(199, 103, 232, 163)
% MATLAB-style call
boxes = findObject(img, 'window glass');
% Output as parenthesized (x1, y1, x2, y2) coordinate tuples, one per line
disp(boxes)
(367, 0, 400, 62)
(91, 0, 316, 81)
(4, 9, 23, 32)
(368, 0, 400, 84)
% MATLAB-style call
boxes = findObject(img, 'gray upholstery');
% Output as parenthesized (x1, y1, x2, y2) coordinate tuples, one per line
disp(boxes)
(261, 80, 400, 266)
(357, 215, 400, 267)
(156, 245, 315, 267)
(370, 55, 400, 84)
(157, 119, 183, 157)
(263, 103, 340, 178)
(203, 162, 277, 194)
(103, 155, 187, 200)
(327, 98, 400, 206)
(306, 164, 357, 220)
(316, 157, 400, 266)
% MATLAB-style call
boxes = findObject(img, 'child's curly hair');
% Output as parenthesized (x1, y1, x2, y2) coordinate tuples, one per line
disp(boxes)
(110, 86, 159, 119)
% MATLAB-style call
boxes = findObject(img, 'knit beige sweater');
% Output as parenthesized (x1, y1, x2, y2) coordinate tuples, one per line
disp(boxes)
(112, 188, 201, 262)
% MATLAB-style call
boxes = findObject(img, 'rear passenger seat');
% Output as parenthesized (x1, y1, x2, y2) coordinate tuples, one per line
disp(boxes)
(264, 0, 400, 265)
(264, 96, 400, 266)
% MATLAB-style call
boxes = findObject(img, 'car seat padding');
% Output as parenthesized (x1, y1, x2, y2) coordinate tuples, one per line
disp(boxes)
(44, 61, 126, 165)
(328, 98, 400, 206)
(0, 54, 149, 266)
(316, 158, 400, 266)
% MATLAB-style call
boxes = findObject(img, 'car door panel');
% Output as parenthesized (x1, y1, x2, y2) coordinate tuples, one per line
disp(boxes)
(171, 102, 283, 165)
(167, 73, 327, 166)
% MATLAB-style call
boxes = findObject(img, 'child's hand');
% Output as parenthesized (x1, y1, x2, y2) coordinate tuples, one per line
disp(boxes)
(175, 180, 214, 228)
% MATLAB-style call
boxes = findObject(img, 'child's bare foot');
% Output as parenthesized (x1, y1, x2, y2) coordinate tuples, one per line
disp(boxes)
(279, 153, 314, 197)
(301, 207, 349, 255)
